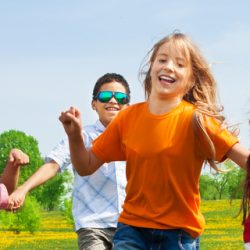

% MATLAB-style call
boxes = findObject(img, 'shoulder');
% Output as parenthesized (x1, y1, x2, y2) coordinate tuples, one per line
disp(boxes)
(117, 102, 146, 117)
(176, 101, 196, 122)
(182, 101, 196, 114)
(83, 124, 96, 133)
(82, 122, 102, 143)
(103, 102, 146, 133)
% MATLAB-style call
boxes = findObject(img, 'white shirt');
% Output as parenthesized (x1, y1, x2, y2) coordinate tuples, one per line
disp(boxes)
(46, 120, 127, 231)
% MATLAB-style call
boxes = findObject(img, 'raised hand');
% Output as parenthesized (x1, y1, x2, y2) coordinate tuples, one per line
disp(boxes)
(59, 106, 83, 139)
(8, 149, 29, 168)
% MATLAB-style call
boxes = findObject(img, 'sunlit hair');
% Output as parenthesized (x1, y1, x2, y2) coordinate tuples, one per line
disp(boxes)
(140, 32, 236, 171)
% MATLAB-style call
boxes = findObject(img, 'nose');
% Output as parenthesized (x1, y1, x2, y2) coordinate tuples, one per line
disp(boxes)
(109, 96, 118, 104)
(163, 60, 174, 72)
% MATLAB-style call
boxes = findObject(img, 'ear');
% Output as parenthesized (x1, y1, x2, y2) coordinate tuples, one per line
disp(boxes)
(91, 100, 96, 111)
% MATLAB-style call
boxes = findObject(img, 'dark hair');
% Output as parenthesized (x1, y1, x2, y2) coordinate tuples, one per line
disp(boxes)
(92, 73, 130, 101)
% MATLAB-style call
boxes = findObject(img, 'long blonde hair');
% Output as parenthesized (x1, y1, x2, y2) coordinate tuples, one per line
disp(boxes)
(140, 32, 233, 171)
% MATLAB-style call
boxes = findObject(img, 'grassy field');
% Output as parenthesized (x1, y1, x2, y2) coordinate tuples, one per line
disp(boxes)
(0, 200, 244, 249)
(0, 211, 78, 250)
(200, 199, 243, 249)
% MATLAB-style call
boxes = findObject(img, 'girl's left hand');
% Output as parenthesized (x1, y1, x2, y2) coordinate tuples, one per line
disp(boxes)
(8, 149, 29, 168)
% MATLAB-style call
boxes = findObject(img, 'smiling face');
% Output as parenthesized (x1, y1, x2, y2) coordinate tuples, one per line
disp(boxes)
(149, 41, 194, 102)
(92, 81, 129, 127)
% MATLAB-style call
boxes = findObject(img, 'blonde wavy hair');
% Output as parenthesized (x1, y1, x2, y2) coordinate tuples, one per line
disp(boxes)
(140, 32, 234, 171)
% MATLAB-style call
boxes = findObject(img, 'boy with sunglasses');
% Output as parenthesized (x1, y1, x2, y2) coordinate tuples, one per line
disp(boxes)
(9, 73, 130, 250)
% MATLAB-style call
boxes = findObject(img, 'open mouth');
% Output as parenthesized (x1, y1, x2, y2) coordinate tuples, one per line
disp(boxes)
(105, 107, 120, 111)
(159, 75, 176, 84)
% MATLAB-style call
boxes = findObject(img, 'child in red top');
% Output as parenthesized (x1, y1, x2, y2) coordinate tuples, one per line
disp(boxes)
(241, 155, 250, 249)
(244, 214, 250, 248)
(59, 32, 250, 249)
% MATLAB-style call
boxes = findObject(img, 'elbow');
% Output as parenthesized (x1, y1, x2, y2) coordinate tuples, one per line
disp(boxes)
(77, 170, 87, 177)
(75, 167, 95, 177)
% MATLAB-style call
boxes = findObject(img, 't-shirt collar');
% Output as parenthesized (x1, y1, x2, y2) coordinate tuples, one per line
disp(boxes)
(95, 120, 105, 132)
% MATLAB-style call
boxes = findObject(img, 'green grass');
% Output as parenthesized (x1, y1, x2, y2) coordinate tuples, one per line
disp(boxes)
(3, 239, 78, 250)
(0, 211, 78, 250)
(0, 200, 245, 249)
(200, 199, 243, 249)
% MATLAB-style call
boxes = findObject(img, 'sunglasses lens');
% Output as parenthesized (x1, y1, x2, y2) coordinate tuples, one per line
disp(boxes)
(97, 91, 113, 103)
(97, 91, 129, 104)
(114, 92, 129, 104)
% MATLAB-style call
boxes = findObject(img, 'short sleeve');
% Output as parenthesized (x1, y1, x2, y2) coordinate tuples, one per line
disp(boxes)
(45, 138, 71, 172)
(203, 115, 238, 162)
(92, 113, 126, 163)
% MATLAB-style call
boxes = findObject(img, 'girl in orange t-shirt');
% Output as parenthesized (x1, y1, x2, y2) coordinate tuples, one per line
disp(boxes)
(59, 32, 250, 250)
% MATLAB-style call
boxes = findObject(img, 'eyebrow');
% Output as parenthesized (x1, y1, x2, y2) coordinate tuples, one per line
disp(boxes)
(157, 53, 185, 61)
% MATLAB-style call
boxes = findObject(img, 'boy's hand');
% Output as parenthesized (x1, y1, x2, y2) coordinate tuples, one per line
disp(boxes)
(59, 106, 83, 139)
(8, 149, 29, 168)
(8, 187, 27, 210)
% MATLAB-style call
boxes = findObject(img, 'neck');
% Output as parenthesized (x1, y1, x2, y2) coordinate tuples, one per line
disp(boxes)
(147, 95, 182, 115)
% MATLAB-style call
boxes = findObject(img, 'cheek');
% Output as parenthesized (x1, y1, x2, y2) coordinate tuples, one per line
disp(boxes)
(181, 68, 193, 81)
(149, 68, 154, 79)
(150, 62, 158, 75)
(183, 74, 194, 92)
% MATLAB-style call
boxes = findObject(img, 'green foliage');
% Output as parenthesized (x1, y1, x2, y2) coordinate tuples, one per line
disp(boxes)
(0, 129, 74, 234)
(226, 163, 244, 199)
(199, 174, 217, 200)
(35, 171, 73, 211)
(0, 130, 44, 183)
(62, 196, 74, 226)
(0, 130, 73, 211)
(200, 161, 244, 200)
(1, 210, 78, 249)
(0, 196, 41, 233)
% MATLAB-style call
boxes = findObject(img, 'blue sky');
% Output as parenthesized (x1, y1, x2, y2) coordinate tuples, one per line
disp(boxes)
(0, 1, 250, 156)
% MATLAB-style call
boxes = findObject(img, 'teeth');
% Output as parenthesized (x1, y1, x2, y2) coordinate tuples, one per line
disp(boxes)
(106, 107, 119, 111)
(159, 76, 175, 83)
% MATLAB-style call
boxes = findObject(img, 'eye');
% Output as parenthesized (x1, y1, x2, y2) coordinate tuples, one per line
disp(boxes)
(177, 63, 184, 68)
(176, 60, 185, 68)
(158, 58, 167, 63)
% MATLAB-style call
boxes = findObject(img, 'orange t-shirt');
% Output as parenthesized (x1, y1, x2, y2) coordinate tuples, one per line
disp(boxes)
(92, 101, 238, 238)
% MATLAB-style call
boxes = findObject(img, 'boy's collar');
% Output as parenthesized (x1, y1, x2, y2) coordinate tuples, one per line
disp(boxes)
(95, 120, 105, 132)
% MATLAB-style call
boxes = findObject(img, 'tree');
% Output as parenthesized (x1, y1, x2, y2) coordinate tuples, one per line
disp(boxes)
(0, 130, 44, 184)
(199, 174, 217, 200)
(0, 196, 42, 233)
(224, 161, 244, 199)
(34, 171, 73, 211)
(0, 130, 72, 210)
(199, 161, 244, 200)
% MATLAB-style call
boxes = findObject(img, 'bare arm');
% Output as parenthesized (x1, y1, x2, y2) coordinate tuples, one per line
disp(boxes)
(59, 107, 103, 176)
(0, 149, 29, 194)
(226, 143, 250, 170)
(9, 161, 59, 209)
